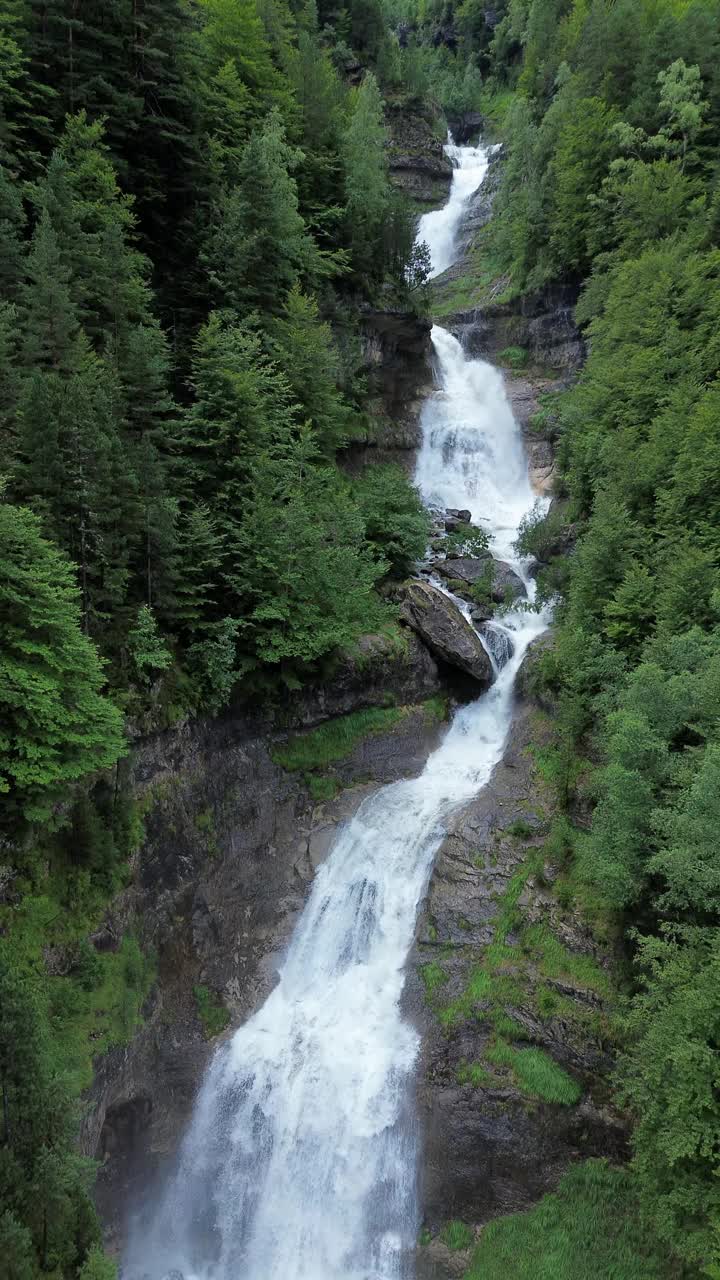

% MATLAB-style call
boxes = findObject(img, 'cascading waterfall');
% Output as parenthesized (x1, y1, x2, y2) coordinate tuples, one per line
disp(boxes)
(416, 137, 491, 280)
(126, 137, 548, 1280)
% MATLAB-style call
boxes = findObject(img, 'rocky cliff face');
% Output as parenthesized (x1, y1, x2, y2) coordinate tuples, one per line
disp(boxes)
(355, 307, 434, 467)
(408, 677, 624, 1279)
(387, 103, 453, 206)
(87, 632, 449, 1243)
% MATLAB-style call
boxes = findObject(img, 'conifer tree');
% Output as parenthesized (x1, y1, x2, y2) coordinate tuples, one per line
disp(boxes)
(0, 502, 124, 824)
(204, 110, 326, 314)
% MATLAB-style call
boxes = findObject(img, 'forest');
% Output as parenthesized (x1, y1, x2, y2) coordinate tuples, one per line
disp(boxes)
(3, 0, 720, 1276)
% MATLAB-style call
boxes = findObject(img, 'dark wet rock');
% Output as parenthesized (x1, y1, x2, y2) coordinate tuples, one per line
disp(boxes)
(446, 110, 483, 145)
(435, 556, 524, 604)
(480, 623, 514, 670)
(399, 581, 494, 686)
(445, 507, 471, 523)
(516, 632, 558, 713)
(470, 602, 494, 624)
(435, 555, 491, 586)
(491, 560, 524, 603)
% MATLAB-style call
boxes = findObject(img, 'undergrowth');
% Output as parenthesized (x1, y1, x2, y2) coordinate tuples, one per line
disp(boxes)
(194, 984, 231, 1040)
(463, 1161, 675, 1279)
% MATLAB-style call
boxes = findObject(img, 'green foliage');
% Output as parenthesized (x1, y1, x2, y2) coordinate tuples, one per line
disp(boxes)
(127, 606, 172, 683)
(0, 503, 125, 824)
(77, 1245, 118, 1280)
(272, 706, 402, 773)
(0, 952, 121, 1280)
(440, 1220, 474, 1251)
(464, 1160, 674, 1280)
(420, 961, 449, 996)
(0, 0, 459, 1273)
(485, 1, 720, 1266)
(444, 524, 490, 558)
(353, 464, 431, 577)
(485, 1041, 581, 1105)
(194, 984, 231, 1040)
(456, 1060, 492, 1087)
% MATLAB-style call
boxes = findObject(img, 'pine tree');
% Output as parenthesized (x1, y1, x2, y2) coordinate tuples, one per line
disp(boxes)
(20, 209, 79, 372)
(179, 312, 300, 523)
(341, 72, 391, 282)
(229, 429, 386, 676)
(0, 502, 125, 824)
(204, 109, 326, 314)
(270, 286, 353, 454)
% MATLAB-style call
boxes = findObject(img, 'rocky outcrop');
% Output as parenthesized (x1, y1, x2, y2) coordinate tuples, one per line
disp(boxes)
(447, 279, 585, 375)
(352, 307, 434, 467)
(387, 104, 453, 205)
(407, 694, 625, 1278)
(400, 582, 494, 686)
(435, 556, 524, 604)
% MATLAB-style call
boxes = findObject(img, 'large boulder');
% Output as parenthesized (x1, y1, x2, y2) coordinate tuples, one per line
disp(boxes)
(436, 556, 525, 604)
(400, 582, 494, 687)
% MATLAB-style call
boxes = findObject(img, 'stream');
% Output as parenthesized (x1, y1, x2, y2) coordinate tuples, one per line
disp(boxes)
(126, 137, 548, 1280)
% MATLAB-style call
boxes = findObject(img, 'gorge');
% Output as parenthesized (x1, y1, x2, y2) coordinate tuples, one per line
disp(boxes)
(123, 140, 549, 1280)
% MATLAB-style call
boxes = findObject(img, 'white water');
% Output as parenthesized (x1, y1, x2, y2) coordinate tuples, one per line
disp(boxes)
(127, 141, 547, 1280)
(416, 137, 491, 280)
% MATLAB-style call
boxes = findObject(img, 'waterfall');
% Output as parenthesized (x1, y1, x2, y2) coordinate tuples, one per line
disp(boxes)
(126, 138, 548, 1280)
(416, 137, 491, 280)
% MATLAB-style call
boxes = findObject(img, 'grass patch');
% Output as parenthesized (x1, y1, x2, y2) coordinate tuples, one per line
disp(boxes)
(486, 1041, 581, 1105)
(421, 960, 449, 997)
(521, 923, 609, 996)
(272, 707, 403, 773)
(307, 774, 341, 803)
(422, 694, 450, 725)
(457, 1059, 493, 1087)
(464, 1160, 675, 1279)
(431, 225, 518, 318)
(194, 805, 219, 857)
(497, 345, 529, 369)
(441, 1220, 474, 1251)
(194, 984, 230, 1040)
(506, 818, 537, 839)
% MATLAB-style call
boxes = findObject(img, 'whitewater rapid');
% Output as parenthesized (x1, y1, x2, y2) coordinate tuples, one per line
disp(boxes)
(126, 136, 547, 1280)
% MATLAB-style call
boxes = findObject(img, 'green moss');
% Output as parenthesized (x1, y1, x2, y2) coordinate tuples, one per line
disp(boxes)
(441, 1220, 475, 1251)
(497, 345, 529, 369)
(272, 706, 403, 773)
(195, 806, 214, 833)
(464, 1160, 674, 1279)
(457, 1059, 493, 1087)
(422, 694, 450, 725)
(41, 933, 155, 1094)
(194, 984, 230, 1040)
(506, 818, 537, 840)
(431, 225, 518, 318)
(308, 774, 341, 803)
(521, 924, 610, 996)
(420, 960, 449, 997)
(485, 1041, 581, 1105)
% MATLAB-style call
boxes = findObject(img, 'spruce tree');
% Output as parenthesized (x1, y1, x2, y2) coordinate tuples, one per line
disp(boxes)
(0, 502, 125, 824)
(204, 109, 326, 314)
